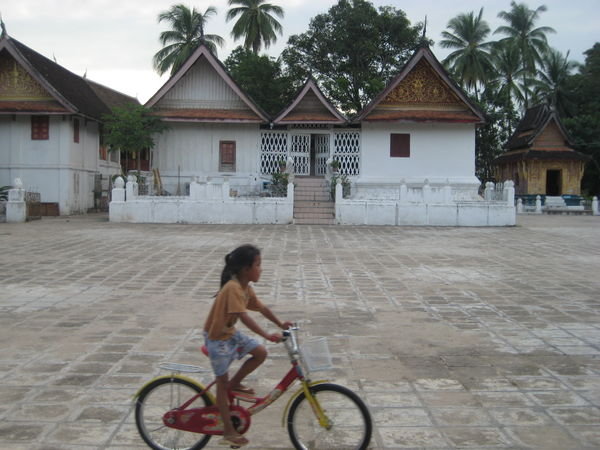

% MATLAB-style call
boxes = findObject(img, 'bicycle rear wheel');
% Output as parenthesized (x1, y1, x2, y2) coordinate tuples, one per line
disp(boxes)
(135, 377, 213, 450)
(287, 383, 372, 450)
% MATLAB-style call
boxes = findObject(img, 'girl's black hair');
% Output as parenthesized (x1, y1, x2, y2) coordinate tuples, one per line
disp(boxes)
(220, 244, 261, 288)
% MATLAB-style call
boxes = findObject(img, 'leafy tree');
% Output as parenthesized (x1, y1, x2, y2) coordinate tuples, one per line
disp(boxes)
(102, 104, 168, 172)
(281, 0, 422, 114)
(439, 8, 494, 100)
(495, 1, 555, 108)
(226, 0, 284, 54)
(224, 46, 295, 115)
(563, 43, 600, 195)
(153, 4, 225, 76)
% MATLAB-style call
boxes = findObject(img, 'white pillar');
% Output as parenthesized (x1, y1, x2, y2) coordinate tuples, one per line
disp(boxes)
(535, 195, 542, 214)
(399, 179, 407, 202)
(335, 177, 343, 203)
(126, 175, 138, 200)
(6, 179, 26, 223)
(286, 181, 294, 199)
(504, 180, 515, 205)
(592, 196, 599, 215)
(484, 181, 494, 201)
(422, 179, 431, 203)
(111, 176, 125, 202)
(443, 180, 453, 204)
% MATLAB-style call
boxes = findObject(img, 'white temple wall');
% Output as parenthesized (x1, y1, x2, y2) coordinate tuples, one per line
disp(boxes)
(153, 122, 264, 195)
(355, 122, 480, 200)
(0, 115, 101, 214)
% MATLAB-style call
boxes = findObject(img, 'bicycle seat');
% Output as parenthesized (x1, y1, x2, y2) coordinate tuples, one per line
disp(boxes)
(201, 345, 209, 357)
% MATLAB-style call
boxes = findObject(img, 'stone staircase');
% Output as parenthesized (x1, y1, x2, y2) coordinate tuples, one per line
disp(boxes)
(293, 177, 335, 225)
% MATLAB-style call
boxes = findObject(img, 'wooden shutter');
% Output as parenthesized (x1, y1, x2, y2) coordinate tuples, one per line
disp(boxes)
(390, 133, 410, 158)
(31, 116, 49, 140)
(219, 141, 236, 172)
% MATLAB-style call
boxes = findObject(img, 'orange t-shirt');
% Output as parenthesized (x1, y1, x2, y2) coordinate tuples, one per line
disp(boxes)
(203, 279, 264, 340)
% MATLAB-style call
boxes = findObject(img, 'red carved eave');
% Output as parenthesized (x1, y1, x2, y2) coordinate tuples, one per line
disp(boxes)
(364, 109, 481, 123)
(0, 101, 70, 113)
(152, 108, 263, 122)
(279, 111, 343, 122)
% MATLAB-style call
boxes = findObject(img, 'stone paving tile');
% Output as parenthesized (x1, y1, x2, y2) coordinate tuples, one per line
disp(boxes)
(1, 214, 600, 449)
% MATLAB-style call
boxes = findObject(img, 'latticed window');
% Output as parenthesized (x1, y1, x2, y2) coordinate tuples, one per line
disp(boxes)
(333, 131, 360, 175)
(260, 131, 288, 175)
(31, 116, 49, 140)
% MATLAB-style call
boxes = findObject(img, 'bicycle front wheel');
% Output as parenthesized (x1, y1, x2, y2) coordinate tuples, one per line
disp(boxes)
(135, 377, 213, 450)
(287, 383, 372, 450)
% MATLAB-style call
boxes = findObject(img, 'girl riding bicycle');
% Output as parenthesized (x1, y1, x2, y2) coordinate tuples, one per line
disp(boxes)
(203, 244, 292, 448)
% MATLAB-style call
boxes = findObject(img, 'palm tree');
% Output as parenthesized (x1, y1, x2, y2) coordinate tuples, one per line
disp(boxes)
(153, 4, 225, 76)
(494, 1, 555, 107)
(488, 40, 526, 135)
(439, 8, 494, 100)
(226, 0, 284, 54)
(531, 48, 577, 117)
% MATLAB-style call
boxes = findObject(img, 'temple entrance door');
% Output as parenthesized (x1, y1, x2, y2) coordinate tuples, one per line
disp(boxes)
(546, 169, 562, 196)
(313, 134, 330, 176)
(291, 134, 310, 175)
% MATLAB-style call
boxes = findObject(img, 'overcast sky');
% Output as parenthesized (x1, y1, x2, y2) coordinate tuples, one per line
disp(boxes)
(2, 0, 598, 103)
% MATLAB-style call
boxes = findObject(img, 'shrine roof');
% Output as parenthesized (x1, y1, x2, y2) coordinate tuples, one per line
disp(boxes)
(151, 108, 264, 123)
(356, 44, 485, 124)
(505, 104, 573, 150)
(273, 78, 346, 125)
(0, 34, 138, 119)
(494, 149, 591, 164)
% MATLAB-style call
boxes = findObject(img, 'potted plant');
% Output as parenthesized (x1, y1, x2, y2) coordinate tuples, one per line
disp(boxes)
(330, 159, 341, 173)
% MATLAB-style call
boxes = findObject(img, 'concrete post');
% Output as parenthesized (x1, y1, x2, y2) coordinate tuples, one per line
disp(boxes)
(443, 180, 453, 204)
(399, 179, 407, 202)
(422, 179, 431, 203)
(286, 181, 294, 199)
(592, 196, 599, 215)
(126, 175, 138, 200)
(535, 195, 543, 214)
(517, 198, 523, 214)
(111, 176, 125, 202)
(484, 181, 494, 201)
(6, 178, 26, 223)
(189, 179, 206, 200)
(335, 177, 343, 203)
(504, 180, 515, 205)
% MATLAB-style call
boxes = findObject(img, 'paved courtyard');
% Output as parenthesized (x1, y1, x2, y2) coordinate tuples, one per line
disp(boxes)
(0, 214, 599, 449)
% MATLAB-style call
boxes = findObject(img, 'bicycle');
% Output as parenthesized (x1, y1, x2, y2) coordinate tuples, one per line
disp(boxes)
(134, 326, 372, 449)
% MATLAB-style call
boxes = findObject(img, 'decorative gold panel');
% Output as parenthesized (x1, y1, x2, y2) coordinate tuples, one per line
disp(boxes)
(0, 53, 53, 100)
(382, 59, 461, 106)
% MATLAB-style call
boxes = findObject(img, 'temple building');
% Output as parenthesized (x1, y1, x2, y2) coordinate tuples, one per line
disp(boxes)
(494, 105, 590, 197)
(0, 31, 137, 215)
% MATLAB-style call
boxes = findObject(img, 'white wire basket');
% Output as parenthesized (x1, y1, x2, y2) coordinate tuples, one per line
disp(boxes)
(300, 336, 333, 371)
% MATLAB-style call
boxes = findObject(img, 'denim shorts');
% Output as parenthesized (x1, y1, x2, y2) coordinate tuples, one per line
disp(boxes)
(203, 330, 260, 377)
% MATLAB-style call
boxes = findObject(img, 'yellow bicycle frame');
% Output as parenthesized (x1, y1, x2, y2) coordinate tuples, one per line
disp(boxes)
(281, 379, 331, 429)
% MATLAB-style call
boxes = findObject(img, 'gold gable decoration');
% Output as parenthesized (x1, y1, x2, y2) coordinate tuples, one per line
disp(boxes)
(382, 59, 461, 106)
(0, 53, 53, 100)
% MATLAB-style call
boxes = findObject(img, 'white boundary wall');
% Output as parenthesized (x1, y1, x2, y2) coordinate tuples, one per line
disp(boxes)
(109, 177, 293, 224)
(334, 180, 516, 226)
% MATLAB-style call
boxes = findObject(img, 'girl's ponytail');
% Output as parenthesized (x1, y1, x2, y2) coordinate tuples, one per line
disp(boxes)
(219, 245, 260, 288)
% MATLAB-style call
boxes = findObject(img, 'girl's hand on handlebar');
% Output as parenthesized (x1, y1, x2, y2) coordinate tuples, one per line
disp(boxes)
(267, 333, 283, 343)
(280, 321, 294, 330)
